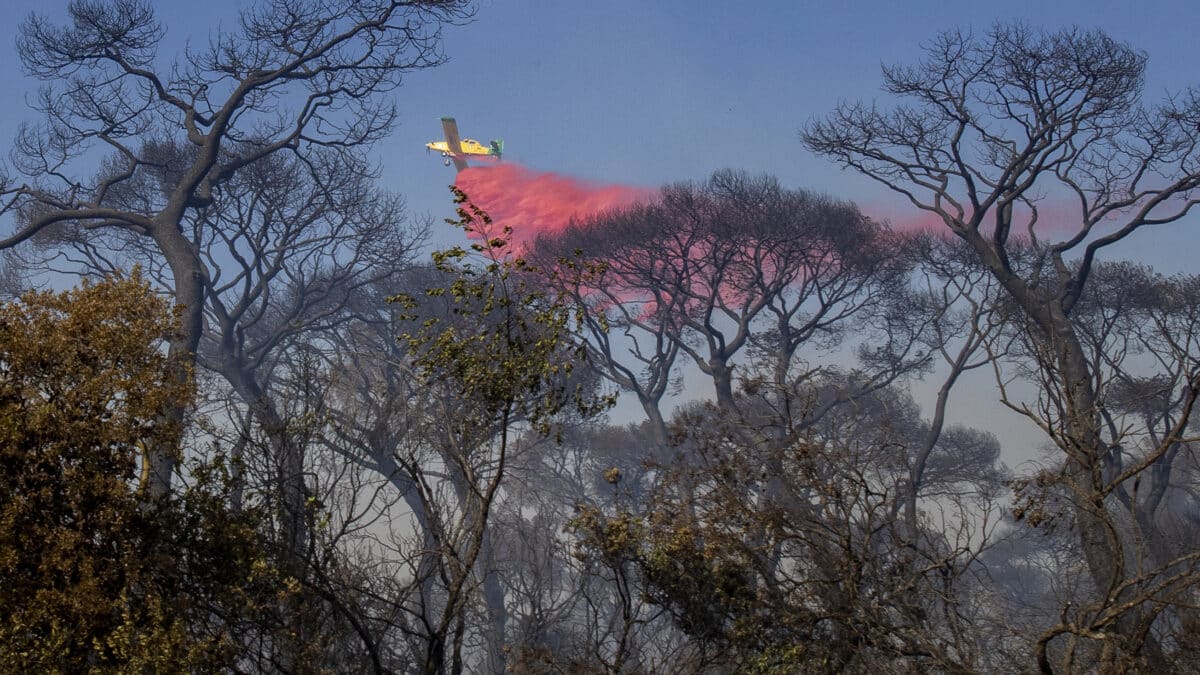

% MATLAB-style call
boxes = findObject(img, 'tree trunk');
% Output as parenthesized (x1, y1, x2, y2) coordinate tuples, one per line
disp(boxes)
(708, 357, 735, 411)
(477, 534, 509, 674)
(640, 398, 669, 448)
(147, 224, 209, 498)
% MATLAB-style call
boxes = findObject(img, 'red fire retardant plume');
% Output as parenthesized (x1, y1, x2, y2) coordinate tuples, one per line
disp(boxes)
(453, 164, 653, 244)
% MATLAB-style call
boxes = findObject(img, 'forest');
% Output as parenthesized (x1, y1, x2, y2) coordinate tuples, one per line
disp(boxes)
(1, 1, 1199, 673)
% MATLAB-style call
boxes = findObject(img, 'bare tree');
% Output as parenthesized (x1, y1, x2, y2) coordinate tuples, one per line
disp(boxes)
(3, 127, 427, 667)
(0, 0, 473, 496)
(537, 170, 920, 443)
(900, 234, 1007, 544)
(804, 23, 1200, 670)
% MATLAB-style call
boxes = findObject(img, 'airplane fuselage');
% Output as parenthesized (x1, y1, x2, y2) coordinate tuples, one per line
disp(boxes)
(425, 138, 499, 157)
(427, 118, 501, 172)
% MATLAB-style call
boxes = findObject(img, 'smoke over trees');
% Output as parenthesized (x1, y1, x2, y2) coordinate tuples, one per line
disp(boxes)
(0, 0, 474, 498)
(803, 23, 1200, 671)
(1, 4, 1200, 673)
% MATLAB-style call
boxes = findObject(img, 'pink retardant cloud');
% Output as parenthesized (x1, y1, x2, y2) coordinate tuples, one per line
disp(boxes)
(453, 164, 653, 245)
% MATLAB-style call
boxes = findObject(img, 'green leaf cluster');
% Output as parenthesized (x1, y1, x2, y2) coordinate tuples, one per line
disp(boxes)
(0, 271, 284, 672)
(389, 186, 614, 439)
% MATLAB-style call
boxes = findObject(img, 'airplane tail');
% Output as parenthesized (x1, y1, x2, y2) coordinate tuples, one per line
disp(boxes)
(490, 139, 504, 158)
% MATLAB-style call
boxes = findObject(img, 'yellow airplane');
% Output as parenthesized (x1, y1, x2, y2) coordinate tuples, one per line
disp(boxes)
(425, 117, 503, 172)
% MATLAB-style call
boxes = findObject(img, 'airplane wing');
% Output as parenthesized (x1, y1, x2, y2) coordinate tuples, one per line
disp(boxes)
(440, 117, 469, 172)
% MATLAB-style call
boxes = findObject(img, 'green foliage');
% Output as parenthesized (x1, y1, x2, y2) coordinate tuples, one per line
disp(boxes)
(567, 501, 760, 653)
(385, 186, 616, 673)
(389, 185, 614, 438)
(0, 271, 282, 671)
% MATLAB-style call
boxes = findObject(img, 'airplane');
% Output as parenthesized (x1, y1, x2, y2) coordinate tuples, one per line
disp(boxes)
(425, 117, 503, 171)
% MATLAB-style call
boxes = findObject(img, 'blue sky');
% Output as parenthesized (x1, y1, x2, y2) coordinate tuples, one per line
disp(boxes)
(1, 0, 1197, 248)
(0, 1, 1197, 457)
